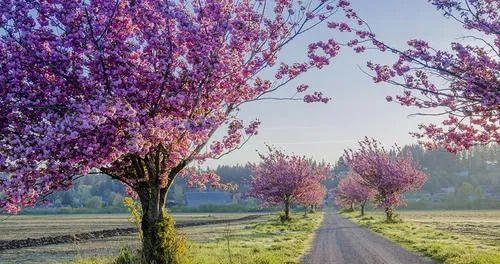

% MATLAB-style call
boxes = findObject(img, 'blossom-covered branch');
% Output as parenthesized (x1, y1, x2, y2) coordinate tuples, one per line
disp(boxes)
(0, 0, 349, 215)
(330, 0, 499, 152)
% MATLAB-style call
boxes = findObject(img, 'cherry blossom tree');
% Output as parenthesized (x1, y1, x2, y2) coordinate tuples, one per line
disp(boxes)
(297, 181, 326, 215)
(0, 0, 350, 262)
(331, 0, 499, 153)
(248, 147, 329, 221)
(334, 171, 374, 216)
(344, 138, 427, 222)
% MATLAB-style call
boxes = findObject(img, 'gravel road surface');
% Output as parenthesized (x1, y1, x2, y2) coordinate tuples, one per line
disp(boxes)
(302, 210, 436, 264)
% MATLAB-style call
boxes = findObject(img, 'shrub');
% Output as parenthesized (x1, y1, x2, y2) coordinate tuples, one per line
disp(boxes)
(155, 212, 191, 264)
(109, 212, 190, 264)
(123, 197, 142, 240)
(122, 197, 190, 264)
(114, 247, 140, 264)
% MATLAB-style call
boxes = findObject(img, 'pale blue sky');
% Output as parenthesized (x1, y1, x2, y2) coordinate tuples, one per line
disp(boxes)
(205, 0, 465, 167)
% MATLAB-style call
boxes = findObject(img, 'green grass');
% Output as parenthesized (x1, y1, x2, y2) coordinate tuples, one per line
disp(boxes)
(186, 212, 323, 264)
(341, 210, 500, 264)
(69, 212, 323, 264)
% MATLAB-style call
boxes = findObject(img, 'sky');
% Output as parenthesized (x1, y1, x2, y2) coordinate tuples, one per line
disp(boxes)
(204, 0, 466, 168)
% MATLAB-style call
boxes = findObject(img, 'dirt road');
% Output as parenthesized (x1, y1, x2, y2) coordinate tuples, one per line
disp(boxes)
(302, 210, 436, 264)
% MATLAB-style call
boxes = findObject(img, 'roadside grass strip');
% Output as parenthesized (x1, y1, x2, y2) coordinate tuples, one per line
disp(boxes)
(341, 211, 500, 264)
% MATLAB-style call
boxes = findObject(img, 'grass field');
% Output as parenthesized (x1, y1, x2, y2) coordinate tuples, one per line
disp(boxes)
(0, 213, 255, 240)
(342, 210, 500, 264)
(0, 212, 321, 264)
(0, 213, 263, 264)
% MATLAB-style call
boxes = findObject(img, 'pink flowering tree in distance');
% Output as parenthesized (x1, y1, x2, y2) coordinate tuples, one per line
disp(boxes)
(297, 181, 327, 215)
(334, 170, 375, 216)
(0, 0, 352, 262)
(249, 147, 329, 221)
(330, 0, 499, 153)
(344, 138, 427, 222)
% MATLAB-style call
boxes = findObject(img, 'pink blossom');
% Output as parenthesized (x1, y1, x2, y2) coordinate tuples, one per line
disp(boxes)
(330, 0, 500, 152)
(0, 0, 346, 213)
(334, 171, 375, 211)
(248, 147, 330, 218)
(344, 138, 427, 215)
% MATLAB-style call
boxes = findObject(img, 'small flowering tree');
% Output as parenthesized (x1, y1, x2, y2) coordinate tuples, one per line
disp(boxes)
(344, 138, 427, 222)
(334, 171, 374, 216)
(331, 0, 499, 152)
(249, 147, 329, 221)
(297, 181, 327, 215)
(0, 0, 351, 262)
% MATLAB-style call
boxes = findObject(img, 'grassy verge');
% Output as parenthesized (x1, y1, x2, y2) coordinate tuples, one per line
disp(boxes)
(341, 211, 500, 264)
(71, 212, 323, 264)
(187, 212, 323, 264)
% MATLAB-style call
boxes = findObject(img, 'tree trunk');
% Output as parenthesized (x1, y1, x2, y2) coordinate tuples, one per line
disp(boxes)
(303, 205, 308, 216)
(141, 210, 165, 264)
(349, 202, 354, 211)
(108, 146, 190, 264)
(385, 206, 394, 222)
(140, 186, 168, 264)
(360, 201, 366, 216)
(283, 200, 290, 220)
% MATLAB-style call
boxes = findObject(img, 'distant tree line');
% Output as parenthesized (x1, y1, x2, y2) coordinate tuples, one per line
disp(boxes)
(402, 144, 499, 194)
(30, 166, 254, 213)
(32, 175, 127, 212)
(29, 144, 498, 213)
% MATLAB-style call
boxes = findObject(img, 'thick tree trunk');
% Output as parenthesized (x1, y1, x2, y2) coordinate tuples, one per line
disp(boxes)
(106, 146, 192, 264)
(139, 186, 168, 264)
(349, 202, 354, 211)
(141, 210, 165, 263)
(303, 205, 308, 216)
